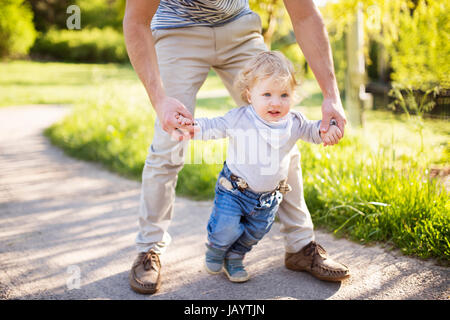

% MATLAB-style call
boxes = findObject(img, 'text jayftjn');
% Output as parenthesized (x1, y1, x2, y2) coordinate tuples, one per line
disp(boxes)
(184, 303, 265, 317)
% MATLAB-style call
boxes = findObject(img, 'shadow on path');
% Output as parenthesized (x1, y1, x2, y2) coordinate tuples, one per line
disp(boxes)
(0, 105, 448, 300)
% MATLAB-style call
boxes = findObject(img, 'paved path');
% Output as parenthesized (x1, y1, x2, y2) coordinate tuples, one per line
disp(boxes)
(0, 105, 448, 300)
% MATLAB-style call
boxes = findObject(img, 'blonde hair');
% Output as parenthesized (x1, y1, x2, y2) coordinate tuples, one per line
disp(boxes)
(234, 51, 298, 104)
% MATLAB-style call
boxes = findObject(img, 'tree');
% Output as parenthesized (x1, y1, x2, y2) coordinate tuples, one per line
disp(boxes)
(320, 0, 449, 91)
(0, 0, 37, 58)
(249, 0, 286, 49)
(28, 0, 72, 32)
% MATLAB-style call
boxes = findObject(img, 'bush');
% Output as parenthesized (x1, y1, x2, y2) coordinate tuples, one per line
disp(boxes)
(76, 0, 125, 31)
(0, 0, 37, 58)
(28, 0, 125, 32)
(28, 0, 72, 32)
(31, 27, 128, 63)
(45, 96, 153, 179)
(390, 0, 450, 90)
(321, 0, 450, 94)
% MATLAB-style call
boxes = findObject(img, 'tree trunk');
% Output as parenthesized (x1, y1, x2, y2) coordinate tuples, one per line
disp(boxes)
(345, 2, 370, 127)
(263, 0, 278, 49)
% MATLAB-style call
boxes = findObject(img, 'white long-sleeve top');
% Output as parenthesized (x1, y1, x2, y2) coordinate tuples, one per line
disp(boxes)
(194, 105, 322, 192)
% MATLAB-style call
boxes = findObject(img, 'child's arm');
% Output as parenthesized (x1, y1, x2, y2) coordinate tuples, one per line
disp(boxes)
(292, 111, 323, 144)
(292, 112, 341, 146)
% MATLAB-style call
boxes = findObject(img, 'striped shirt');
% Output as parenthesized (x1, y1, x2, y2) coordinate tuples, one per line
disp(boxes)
(151, 0, 253, 30)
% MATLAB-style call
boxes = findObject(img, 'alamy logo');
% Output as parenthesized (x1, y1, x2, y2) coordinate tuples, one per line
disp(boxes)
(66, 265, 81, 290)
(66, 5, 81, 30)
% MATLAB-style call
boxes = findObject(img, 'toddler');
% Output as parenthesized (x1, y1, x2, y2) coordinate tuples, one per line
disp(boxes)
(177, 51, 341, 282)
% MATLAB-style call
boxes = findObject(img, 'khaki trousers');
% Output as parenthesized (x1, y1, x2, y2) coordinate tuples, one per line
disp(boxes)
(135, 12, 315, 254)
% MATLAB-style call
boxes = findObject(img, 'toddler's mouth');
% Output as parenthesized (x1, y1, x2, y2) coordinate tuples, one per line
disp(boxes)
(268, 110, 281, 116)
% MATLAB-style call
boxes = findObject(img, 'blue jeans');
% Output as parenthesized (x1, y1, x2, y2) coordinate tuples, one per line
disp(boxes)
(207, 162, 283, 257)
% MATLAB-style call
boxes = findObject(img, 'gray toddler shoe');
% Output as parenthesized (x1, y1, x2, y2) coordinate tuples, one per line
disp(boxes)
(223, 257, 249, 283)
(205, 244, 226, 275)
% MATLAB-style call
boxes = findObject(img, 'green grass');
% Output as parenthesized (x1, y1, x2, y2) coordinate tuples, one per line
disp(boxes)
(45, 96, 154, 180)
(299, 132, 449, 260)
(44, 94, 449, 262)
(0, 61, 139, 106)
(5, 60, 449, 261)
(0, 60, 228, 107)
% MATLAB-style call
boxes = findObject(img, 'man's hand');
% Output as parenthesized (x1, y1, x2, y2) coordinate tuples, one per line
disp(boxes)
(320, 97, 346, 146)
(155, 96, 195, 141)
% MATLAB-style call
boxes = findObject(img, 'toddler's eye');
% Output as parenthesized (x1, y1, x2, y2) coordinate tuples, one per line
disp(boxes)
(263, 93, 271, 97)
(281, 93, 289, 98)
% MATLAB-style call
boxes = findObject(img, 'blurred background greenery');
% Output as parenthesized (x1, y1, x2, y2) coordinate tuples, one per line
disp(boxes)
(1, 0, 448, 113)
(0, 0, 448, 261)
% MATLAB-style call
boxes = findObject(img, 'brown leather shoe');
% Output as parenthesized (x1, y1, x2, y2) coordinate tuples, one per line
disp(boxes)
(285, 241, 350, 282)
(129, 249, 161, 294)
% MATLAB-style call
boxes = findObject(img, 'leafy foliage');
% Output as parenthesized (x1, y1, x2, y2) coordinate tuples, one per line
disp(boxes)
(31, 27, 128, 62)
(28, 0, 125, 32)
(0, 0, 37, 58)
(321, 0, 450, 90)
(75, 0, 125, 30)
(28, 0, 72, 32)
(390, 0, 450, 90)
(249, 0, 309, 73)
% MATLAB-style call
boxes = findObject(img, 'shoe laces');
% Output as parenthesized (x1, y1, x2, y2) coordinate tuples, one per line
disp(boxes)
(304, 241, 327, 268)
(141, 251, 159, 271)
(225, 259, 246, 274)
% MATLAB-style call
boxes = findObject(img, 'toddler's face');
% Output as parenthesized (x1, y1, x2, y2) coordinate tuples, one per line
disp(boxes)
(247, 77, 293, 122)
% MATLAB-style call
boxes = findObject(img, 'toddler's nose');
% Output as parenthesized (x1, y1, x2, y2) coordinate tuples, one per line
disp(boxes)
(270, 97, 281, 107)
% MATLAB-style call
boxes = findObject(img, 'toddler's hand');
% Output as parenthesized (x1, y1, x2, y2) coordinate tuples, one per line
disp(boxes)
(175, 113, 200, 138)
(175, 113, 194, 126)
(321, 120, 342, 147)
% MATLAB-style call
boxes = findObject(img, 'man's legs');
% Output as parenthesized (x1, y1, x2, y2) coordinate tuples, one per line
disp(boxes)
(135, 26, 214, 255)
(135, 121, 187, 254)
(277, 148, 315, 252)
(213, 12, 349, 281)
(212, 12, 268, 105)
(130, 26, 214, 294)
